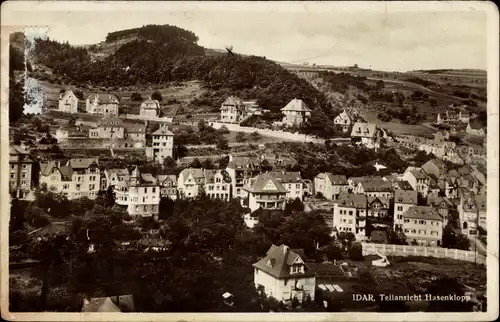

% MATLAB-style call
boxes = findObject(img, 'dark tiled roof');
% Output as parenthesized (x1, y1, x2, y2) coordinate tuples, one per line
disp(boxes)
(227, 156, 261, 170)
(351, 122, 377, 138)
(265, 171, 302, 183)
(281, 99, 312, 112)
(336, 193, 367, 209)
(403, 206, 443, 221)
(367, 196, 390, 208)
(253, 244, 314, 279)
(394, 190, 418, 205)
(361, 180, 393, 192)
(67, 158, 99, 169)
(317, 173, 348, 185)
(245, 175, 287, 194)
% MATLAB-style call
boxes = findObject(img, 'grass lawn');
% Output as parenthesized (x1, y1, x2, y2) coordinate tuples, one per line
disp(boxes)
(359, 110, 435, 136)
(225, 131, 285, 144)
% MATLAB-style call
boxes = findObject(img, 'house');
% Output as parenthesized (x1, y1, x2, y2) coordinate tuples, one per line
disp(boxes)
(89, 115, 125, 139)
(457, 189, 479, 236)
(203, 169, 232, 201)
(280, 98, 312, 126)
(466, 120, 485, 136)
(393, 190, 418, 230)
(357, 179, 393, 199)
(39, 158, 100, 200)
(253, 244, 316, 302)
(332, 193, 367, 237)
(402, 167, 430, 197)
(58, 89, 79, 113)
(348, 176, 383, 192)
(426, 193, 452, 222)
(226, 155, 262, 199)
(442, 146, 464, 165)
(146, 124, 174, 163)
(433, 130, 450, 143)
(333, 110, 351, 132)
(220, 96, 246, 124)
(302, 179, 314, 197)
(177, 168, 205, 199)
(243, 174, 288, 212)
(156, 174, 178, 200)
(114, 166, 160, 218)
(314, 173, 348, 200)
(103, 168, 130, 190)
(350, 122, 379, 149)
(9, 145, 33, 198)
(140, 98, 161, 118)
(436, 110, 469, 125)
(475, 194, 486, 230)
(418, 143, 446, 159)
(267, 171, 304, 201)
(401, 206, 444, 246)
(124, 123, 147, 146)
(82, 295, 134, 312)
(421, 159, 448, 180)
(367, 196, 391, 229)
(86, 93, 119, 115)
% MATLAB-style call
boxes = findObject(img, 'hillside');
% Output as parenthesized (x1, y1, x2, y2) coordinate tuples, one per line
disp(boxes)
(26, 24, 338, 138)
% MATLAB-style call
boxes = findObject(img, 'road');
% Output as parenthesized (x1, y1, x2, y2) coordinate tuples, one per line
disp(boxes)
(469, 236, 487, 257)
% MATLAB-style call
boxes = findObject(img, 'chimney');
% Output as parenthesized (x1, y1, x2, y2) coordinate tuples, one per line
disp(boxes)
(228, 155, 234, 162)
(282, 245, 289, 255)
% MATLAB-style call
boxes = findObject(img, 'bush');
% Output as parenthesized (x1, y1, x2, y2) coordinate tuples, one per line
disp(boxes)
(348, 241, 364, 261)
(131, 92, 143, 101)
(151, 91, 163, 102)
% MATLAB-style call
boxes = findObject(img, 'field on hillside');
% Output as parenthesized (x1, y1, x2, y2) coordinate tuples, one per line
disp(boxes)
(359, 110, 435, 136)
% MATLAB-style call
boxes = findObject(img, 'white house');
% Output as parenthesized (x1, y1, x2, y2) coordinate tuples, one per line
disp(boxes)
(350, 122, 379, 149)
(177, 168, 205, 199)
(332, 193, 367, 237)
(333, 110, 351, 132)
(280, 99, 312, 126)
(58, 90, 79, 113)
(393, 190, 418, 230)
(401, 206, 443, 247)
(314, 173, 348, 200)
(458, 189, 479, 236)
(146, 124, 174, 163)
(203, 169, 232, 201)
(39, 158, 100, 200)
(356, 179, 394, 199)
(156, 174, 178, 200)
(86, 93, 119, 116)
(140, 98, 161, 118)
(402, 167, 430, 197)
(226, 155, 262, 199)
(103, 168, 130, 190)
(89, 115, 125, 139)
(243, 174, 288, 212)
(220, 96, 246, 124)
(114, 166, 160, 218)
(266, 171, 304, 201)
(253, 244, 316, 302)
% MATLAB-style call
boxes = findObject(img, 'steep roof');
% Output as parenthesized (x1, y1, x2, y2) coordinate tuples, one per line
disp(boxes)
(179, 168, 205, 181)
(394, 190, 418, 205)
(157, 174, 177, 184)
(361, 180, 393, 192)
(227, 156, 261, 170)
(403, 206, 443, 221)
(152, 125, 174, 136)
(87, 93, 119, 104)
(410, 169, 428, 180)
(367, 196, 390, 208)
(67, 158, 98, 169)
(141, 98, 160, 109)
(397, 180, 414, 191)
(203, 169, 232, 183)
(244, 174, 288, 194)
(106, 168, 129, 176)
(349, 176, 383, 185)
(281, 99, 311, 112)
(265, 171, 302, 184)
(252, 244, 314, 279)
(336, 193, 367, 209)
(317, 173, 348, 185)
(351, 122, 377, 138)
(10, 145, 29, 155)
(222, 96, 244, 106)
(422, 159, 447, 174)
(140, 173, 157, 184)
(426, 193, 452, 208)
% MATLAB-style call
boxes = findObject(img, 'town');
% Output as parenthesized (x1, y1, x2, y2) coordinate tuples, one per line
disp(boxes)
(7, 21, 488, 314)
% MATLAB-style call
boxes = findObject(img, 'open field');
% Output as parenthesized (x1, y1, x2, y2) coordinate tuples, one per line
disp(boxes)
(358, 110, 435, 136)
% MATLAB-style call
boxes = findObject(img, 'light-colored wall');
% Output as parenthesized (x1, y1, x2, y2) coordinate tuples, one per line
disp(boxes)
(248, 192, 286, 212)
(254, 269, 316, 302)
(40, 167, 100, 200)
(402, 217, 443, 246)
(9, 160, 32, 192)
(59, 92, 78, 113)
(333, 204, 366, 234)
(151, 134, 174, 163)
(394, 202, 416, 228)
(127, 185, 160, 217)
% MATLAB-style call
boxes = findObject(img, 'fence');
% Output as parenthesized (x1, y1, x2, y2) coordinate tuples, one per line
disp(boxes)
(209, 122, 325, 144)
(361, 242, 485, 265)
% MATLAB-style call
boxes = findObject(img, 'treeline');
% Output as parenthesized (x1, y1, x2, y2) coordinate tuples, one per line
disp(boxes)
(31, 25, 335, 137)
(105, 24, 199, 43)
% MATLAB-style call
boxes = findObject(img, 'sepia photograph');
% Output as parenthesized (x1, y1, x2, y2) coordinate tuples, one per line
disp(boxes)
(1, 1, 498, 321)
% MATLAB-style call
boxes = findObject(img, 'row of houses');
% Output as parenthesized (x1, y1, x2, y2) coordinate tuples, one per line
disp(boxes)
(58, 89, 163, 118)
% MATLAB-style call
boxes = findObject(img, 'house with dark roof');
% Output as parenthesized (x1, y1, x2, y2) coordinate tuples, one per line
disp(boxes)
(203, 169, 232, 201)
(146, 124, 174, 163)
(156, 174, 178, 200)
(333, 109, 352, 133)
(220, 96, 246, 124)
(402, 206, 444, 246)
(266, 171, 304, 201)
(402, 167, 430, 197)
(393, 190, 418, 230)
(9, 145, 34, 198)
(39, 158, 100, 200)
(314, 173, 348, 200)
(356, 179, 394, 200)
(426, 192, 453, 220)
(226, 155, 262, 199)
(243, 174, 288, 212)
(332, 193, 368, 238)
(422, 159, 448, 180)
(350, 122, 380, 149)
(253, 244, 316, 302)
(103, 168, 130, 190)
(367, 196, 391, 228)
(86, 93, 119, 116)
(89, 115, 125, 139)
(280, 98, 312, 126)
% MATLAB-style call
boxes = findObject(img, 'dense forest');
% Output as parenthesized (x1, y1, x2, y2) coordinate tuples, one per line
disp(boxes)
(30, 24, 336, 137)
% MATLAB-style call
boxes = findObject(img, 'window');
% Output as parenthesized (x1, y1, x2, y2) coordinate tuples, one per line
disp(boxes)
(349, 210, 353, 216)
(348, 219, 353, 224)
(397, 215, 402, 219)
(404, 219, 409, 223)
(296, 183, 300, 189)
(419, 220, 425, 225)
(10, 174, 14, 179)
(22, 164, 27, 169)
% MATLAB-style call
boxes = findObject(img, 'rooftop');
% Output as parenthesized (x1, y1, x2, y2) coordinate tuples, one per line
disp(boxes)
(253, 244, 314, 279)
(336, 193, 367, 209)
(394, 190, 418, 205)
(403, 206, 443, 221)
(351, 122, 377, 138)
(281, 98, 312, 112)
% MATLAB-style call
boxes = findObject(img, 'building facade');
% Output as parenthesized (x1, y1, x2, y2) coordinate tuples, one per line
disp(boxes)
(140, 98, 161, 118)
(86, 93, 119, 116)
(203, 170, 232, 201)
(393, 190, 418, 229)
(9, 146, 33, 198)
(156, 174, 178, 200)
(280, 99, 312, 126)
(146, 124, 174, 164)
(226, 155, 262, 199)
(220, 96, 246, 124)
(243, 174, 288, 212)
(332, 193, 367, 237)
(89, 115, 125, 139)
(177, 168, 205, 199)
(314, 173, 348, 200)
(58, 90, 79, 113)
(402, 206, 444, 246)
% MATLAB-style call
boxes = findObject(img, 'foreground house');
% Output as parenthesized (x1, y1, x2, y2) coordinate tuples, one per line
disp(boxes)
(39, 158, 100, 200)
(114, 166, 160, 218)
(86, 93, 119, 116)
(58, 89, 79, 113)
(253, 244, 316, 302)
(280, 98, 312, 126)
(9, 145, 34, 198)
(401, 206, 444, 246)
(314, 173, 348, 200)
(243, 174, 287, 212)
(177, 168, 205, 199)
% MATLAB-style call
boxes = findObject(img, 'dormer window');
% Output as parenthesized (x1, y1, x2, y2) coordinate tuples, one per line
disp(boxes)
(290, 265, 304, 274)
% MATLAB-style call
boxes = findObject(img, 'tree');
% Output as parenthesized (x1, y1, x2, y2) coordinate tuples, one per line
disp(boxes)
(189, 158, 202, 168)
(163, 156, 176, 168)
(250, 131, 261, 141)
(442, 224, 470, 250)
(387, 226, 407, 245)
(348, 241, 364, 261)
(197, 119, 207, 132)
(235, 132, 246, 142)
(9, 77, 25, 125)
(284, 198, 304, 215)
(201, 158, 215, 170)
(426, 277, 474, 312)
(151, 91, 163, 102)
(131, 92, 143, 101)
(322, 243, 344, 261)
(218, 125, 230, 135)
(216, 137, 229, 151)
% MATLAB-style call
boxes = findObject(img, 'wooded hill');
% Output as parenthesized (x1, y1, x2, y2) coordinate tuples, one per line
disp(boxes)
(28, 24, 338, 137)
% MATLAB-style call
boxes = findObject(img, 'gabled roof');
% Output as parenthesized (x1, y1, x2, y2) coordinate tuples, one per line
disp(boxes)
(124, 123, 146, 133)
(281, 99, 311, 112)
(60, 89, 77, 100)
(336, 193, 367, 209)
(67, 158, 98, 169)
(10, 145, 30, 155)
(141, 99, 160, 109)
(252, 244, 314, 279)
(140, 173, 157, 184)
(204, 169, 232, 184)
(106, 168, 130, 176)
(394, 190, 418, 205)
(265, 171, 302, 183)
(367, 196, 390, 208)
(410, 169, 428, 180)
(397, 180, 414, 191)
(82, 295, 134, 312)
(222, 96, 244, 106)
(349, 176, 383, 185)
(152, 125, 174, 136)
(157, 174, 177, 184)
(87, 93, 119, 104)
(403, 206, 443, 221)
(98, 115, 123, 127)
(179, 168, 205, 181)
(227, 156, 261, 170)
(351, 122, 377, 138)
(361, 180, 393, 192)
(426, 193, 452, 208)
(245, 174, 288, 194)
(317, 173, 348, 185)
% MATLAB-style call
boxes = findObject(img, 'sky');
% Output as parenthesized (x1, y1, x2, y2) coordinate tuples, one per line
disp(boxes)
(5, 1, 490, 72)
